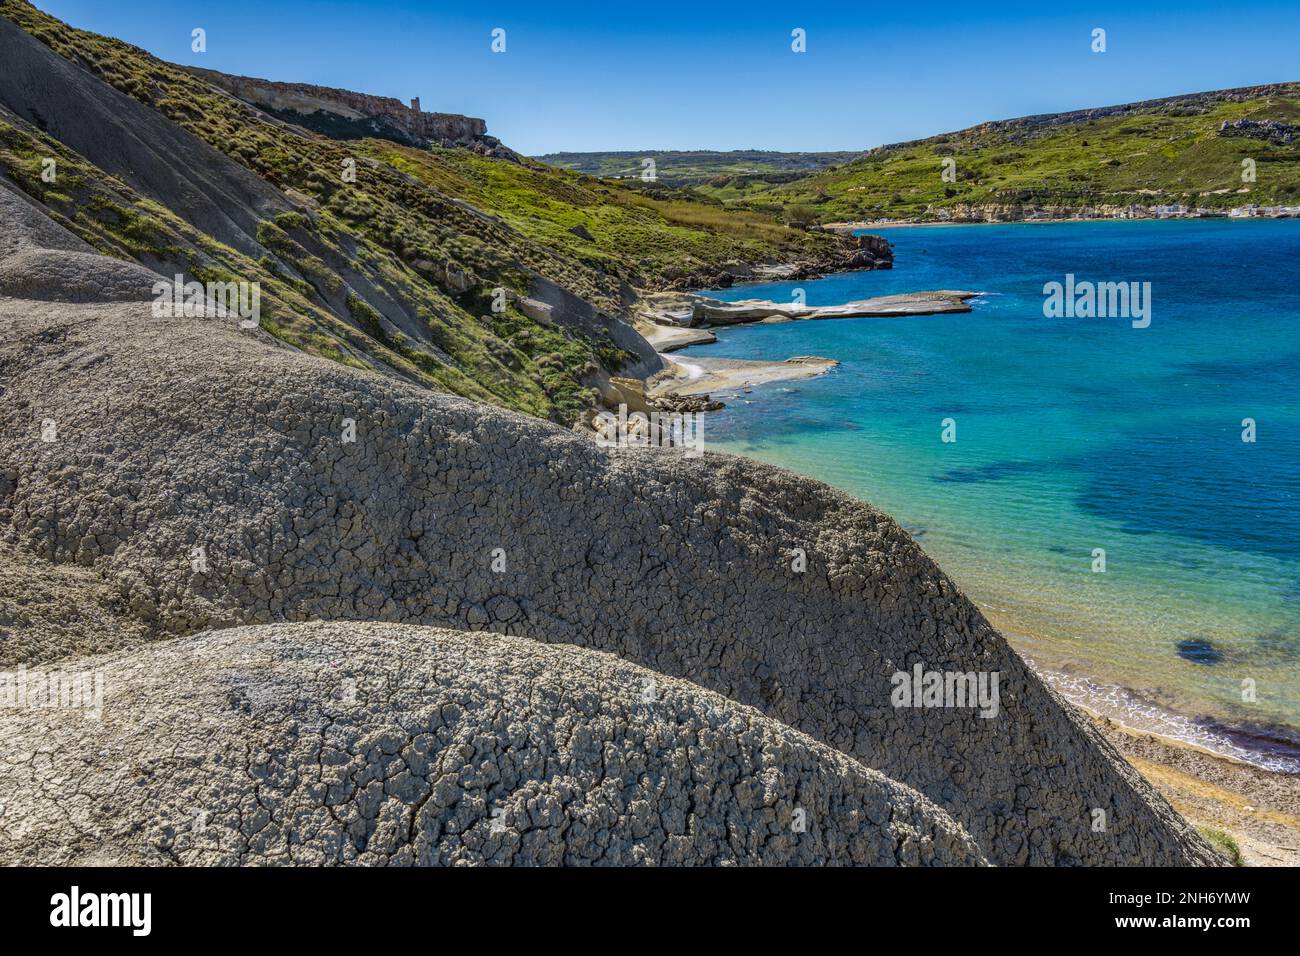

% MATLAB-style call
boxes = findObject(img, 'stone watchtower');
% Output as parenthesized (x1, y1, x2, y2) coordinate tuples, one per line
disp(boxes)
(410, 97, 421, 113)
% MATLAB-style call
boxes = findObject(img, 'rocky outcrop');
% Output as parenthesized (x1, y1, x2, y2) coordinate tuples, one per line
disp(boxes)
(836, 233, 893, 269)
(0, 278, 1218, 866)
(633, 318, 717, 353)
(659, 234, 893, 292)
(0, 621, 988, 866)
(687, 290, 981, 326)
(1218, 118, 1299, 146)
(184, 66, 513, 158)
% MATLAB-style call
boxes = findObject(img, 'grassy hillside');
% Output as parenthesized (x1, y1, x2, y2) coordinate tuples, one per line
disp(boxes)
(536, 149, 859, 189)
(725, 85, 1300, 222)
(371, 144, 825, 287)
(0, 0, 839, 423)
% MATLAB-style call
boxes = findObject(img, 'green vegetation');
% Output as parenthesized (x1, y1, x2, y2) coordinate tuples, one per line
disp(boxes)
(373, 143, 826, 288)
(534, 149, 869, 224)
(535, 149, 859, 188)
(716, 88, 1300, 222)
(1197, 826, 1246, 866)
(536, 94, 1300, 225)
(0, 0, 837, 423)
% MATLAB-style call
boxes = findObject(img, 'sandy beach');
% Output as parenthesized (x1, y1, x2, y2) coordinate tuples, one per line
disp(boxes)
(639, 289, 982, 401)
(1093, 717, 1300, 866)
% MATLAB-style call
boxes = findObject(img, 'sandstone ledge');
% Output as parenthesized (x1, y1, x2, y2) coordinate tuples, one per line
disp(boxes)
(689, 290, 982, 326)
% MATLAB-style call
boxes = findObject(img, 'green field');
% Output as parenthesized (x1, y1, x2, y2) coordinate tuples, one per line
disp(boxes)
(535, 149, 859, 189)
(730, 85, 1300, 222)
(543, 88, 1300, 224)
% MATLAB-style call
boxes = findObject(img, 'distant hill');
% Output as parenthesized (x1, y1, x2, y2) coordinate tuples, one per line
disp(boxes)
(714, 84, 1300, 223)
(535, 150, 861, 188)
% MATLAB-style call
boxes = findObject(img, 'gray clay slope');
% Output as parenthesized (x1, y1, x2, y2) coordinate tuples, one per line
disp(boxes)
(0, 215, 1217, 864)
(0, 621, 990, 866)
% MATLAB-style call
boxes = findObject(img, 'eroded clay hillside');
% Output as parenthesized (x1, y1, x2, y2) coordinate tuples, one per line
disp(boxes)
(0, 622, 990, 866)
(0, 188, 1216, 864)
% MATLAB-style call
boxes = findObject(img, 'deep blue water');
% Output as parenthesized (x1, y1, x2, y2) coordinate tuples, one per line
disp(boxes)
(694, 220, 1300, 765)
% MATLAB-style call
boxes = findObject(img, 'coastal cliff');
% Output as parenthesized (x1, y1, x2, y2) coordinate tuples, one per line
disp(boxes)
(183, 66, 515, 158)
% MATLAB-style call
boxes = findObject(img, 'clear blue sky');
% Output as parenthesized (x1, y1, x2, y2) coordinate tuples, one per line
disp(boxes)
(31, 0, 1300, 154)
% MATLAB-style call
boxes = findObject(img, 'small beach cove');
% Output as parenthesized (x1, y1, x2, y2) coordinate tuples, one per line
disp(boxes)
(639, 289, 981, 399)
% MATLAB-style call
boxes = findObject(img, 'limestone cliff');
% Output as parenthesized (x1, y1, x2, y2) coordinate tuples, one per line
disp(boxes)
(184, 66, 513, 157)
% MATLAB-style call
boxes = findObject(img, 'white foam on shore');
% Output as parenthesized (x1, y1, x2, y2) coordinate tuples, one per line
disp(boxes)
(1027, 657, 1300, 774)
(660, 355, 706, 380)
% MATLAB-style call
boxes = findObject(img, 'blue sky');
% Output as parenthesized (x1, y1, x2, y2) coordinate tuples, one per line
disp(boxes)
(31, 0, 1300, 154)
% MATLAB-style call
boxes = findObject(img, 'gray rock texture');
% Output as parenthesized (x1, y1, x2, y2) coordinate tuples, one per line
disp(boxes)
(0, 246, 158, 302)
(0, 179, 162, 301)
(0, 285, 1217, 866)
(0, 539, 145, 665)
(0, 174, 96, 258)
(0, 621, 988, 866)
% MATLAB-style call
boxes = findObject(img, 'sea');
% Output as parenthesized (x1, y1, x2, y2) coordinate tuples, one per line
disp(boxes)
(695, 219, 1300, 771)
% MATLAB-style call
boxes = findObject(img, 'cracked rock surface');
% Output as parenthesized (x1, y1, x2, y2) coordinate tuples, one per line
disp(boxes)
(0, 621, 988, 866)
(0, 281, 1217, 866)
(0, 539, 145, 665)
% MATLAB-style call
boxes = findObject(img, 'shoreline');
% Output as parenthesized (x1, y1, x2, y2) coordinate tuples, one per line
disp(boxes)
(637, 289, 981, 399)
(825, 214, 1300, 231)
(668, 317, 1300, 778)
(1091, 716, 1300, 867)
(654, 279, 1300, 865)
(1028, 652, 1300, 776)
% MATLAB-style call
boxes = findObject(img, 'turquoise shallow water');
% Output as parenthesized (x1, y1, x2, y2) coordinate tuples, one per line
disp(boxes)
(696, 220, 1300, 769)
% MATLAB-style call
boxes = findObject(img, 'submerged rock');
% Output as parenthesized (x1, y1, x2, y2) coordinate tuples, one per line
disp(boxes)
(1177, 638, 1224, 666)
